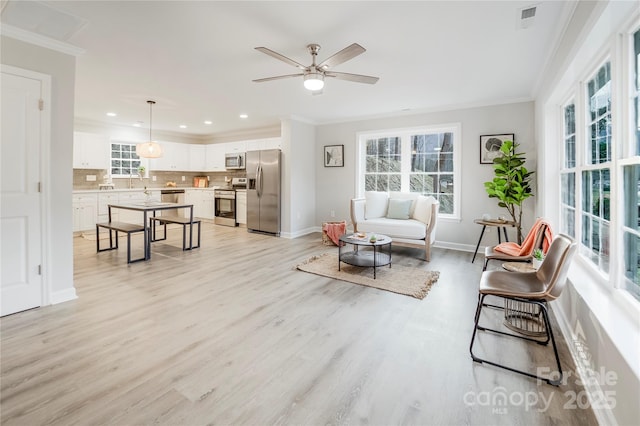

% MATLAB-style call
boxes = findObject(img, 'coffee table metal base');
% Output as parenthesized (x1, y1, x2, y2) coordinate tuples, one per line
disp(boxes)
(338, 234, 392, 279)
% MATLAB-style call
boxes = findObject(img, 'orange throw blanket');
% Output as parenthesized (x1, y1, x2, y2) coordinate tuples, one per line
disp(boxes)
(494, 218, 553, 256)
(323, 221, 347, 246)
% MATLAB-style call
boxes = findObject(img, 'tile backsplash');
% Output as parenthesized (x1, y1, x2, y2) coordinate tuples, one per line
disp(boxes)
(73, 169, 246, 190)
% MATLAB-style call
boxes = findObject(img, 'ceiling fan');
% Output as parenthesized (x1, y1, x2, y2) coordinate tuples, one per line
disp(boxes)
(253, 43, 379, 92)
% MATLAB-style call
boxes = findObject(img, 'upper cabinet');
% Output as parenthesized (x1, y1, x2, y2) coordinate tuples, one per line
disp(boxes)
(205, 144, 225, 171)
(73, 132, 109, 169)
(245, 137, 282, 152)
(150, 141, 190, 171)
(189, 145, 207, 171)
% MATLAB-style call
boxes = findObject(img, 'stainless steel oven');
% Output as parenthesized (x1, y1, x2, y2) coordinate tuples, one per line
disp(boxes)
(214, 189, 236, 227)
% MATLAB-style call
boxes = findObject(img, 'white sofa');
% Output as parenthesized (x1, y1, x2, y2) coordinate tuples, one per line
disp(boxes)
(350, 191, 439, 261)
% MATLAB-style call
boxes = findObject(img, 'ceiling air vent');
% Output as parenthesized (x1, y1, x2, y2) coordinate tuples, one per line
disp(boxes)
(519, 5, 537, 29)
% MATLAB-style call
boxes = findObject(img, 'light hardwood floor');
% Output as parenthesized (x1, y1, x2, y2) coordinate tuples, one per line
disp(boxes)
(1, 223, 598, 425)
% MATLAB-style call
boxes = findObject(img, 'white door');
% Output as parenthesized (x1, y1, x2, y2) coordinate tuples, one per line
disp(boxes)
(1, 69, 44, 316)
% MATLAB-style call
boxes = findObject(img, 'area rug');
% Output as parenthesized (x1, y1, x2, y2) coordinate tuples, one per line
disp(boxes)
(296, 253, 439, 300)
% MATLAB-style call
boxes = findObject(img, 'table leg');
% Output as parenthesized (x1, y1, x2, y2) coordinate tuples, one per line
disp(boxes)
(503, 227, 509, 242)
(144, 211, 150, 261)
(497, 227, 502, 244)
(373, 244, 377, 279)
(472, 225, 487, 263)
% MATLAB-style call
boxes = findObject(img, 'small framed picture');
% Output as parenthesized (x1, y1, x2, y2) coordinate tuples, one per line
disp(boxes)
(324, 144, 344, 167)
(480, 133, 514, 164)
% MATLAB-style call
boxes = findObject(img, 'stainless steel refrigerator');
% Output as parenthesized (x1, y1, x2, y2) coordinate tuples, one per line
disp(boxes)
(246, 149, 281, 235)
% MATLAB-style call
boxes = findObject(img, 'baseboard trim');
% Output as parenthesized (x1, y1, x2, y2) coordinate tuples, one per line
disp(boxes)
(50, 288, 78, 305)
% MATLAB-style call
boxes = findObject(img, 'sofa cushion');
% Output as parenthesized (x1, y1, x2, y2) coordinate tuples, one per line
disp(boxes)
(412, 195, 434, 225)
(386, 198, 412, 220)
(365, 191, 389, 219)
(357, 218, 426, 240)
(389, 191, 419, 216)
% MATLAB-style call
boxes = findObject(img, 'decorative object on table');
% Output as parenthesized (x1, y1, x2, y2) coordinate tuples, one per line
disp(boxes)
(296, 253, 439, 299)
(324, 144, 344, 167)
(321, 221, 347, 246)
(479, 133, 514, 164)
(483, 140, 534, 244)
(136, 100, 164, 159)
(532, 248, 545, 270)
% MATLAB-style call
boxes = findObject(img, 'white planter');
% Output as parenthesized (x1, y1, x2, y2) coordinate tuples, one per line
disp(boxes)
(532, 258, 543, 270)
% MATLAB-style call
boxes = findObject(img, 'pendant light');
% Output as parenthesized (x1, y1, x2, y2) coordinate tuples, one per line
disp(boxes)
(136, 100, 163, 158)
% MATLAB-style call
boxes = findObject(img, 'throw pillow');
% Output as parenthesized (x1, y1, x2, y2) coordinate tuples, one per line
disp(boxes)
(365, 191, 389, 219)
(386, 198, 412, 220)
(412, 195, 433, 225)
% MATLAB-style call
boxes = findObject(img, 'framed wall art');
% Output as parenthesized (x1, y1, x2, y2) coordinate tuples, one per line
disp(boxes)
(324, 144, 344, 167)
(480, 133, 514, 164)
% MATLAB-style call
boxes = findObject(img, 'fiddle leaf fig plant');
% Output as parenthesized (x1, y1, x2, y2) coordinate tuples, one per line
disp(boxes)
(483, 140, 534, 244)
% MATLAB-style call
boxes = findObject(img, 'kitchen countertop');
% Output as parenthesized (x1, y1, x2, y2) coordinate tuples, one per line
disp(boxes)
(73, 187, 220, 193)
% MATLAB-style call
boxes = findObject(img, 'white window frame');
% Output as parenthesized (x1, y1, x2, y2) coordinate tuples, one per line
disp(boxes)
(356, 123, 462, 220)
(110, 141, 144, 177)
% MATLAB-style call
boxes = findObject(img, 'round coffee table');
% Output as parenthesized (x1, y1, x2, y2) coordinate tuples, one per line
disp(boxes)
(338, 233, 392, 279)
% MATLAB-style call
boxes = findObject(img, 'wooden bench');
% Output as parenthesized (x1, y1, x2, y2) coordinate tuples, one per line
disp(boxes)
(96, 221, 147, 263)
(149, 215, 201, 250)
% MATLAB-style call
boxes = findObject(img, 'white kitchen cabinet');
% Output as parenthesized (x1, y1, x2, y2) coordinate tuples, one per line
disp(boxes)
(72, 193, 98, 232)
(235, 190, 246, 225)
(225, 140, 246, 153)
(201, 190, 215, 219)
(150, 141, 189, 171)
(73, 132, 109, 169)
(205, 144, 225, 171)
(117, 192, 147, 224)
(189, 145, 207, 171)
(97, 192, 119, 223)
(185, 190, 203, 218)
(246, 137, 281, 152)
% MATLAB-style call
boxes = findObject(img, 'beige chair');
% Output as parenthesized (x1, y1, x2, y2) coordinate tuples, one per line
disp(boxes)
(470, 234, 577, 386)
(482, 220, 549, 271)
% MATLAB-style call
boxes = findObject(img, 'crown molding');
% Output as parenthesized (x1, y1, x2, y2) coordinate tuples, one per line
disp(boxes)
(0, 24, 85, 56)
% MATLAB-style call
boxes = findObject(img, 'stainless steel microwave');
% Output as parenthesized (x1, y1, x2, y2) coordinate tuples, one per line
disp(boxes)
(225, 152, 245, 170)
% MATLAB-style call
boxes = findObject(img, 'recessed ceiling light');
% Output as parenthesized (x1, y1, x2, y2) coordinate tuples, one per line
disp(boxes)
(179, 125, 187, 129)
(204, 120, 213, 125)
(106, 112, 117, 117)
(239, 114, 248, 119)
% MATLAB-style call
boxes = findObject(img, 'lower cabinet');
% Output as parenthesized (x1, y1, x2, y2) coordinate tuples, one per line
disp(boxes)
(236, 190, 246, 225)
(72, 194, 98, 232)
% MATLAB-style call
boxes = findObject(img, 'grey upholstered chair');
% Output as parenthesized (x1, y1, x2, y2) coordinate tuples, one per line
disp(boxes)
(470, 234, 577, 386)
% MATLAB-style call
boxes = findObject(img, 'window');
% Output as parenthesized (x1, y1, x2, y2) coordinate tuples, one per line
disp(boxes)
(561, 102, 576, 237)
(621, 28, 640, 299)
(580, 62, 612, 274)
(110, 142, 141, 176)
(358, 124, 460, 217)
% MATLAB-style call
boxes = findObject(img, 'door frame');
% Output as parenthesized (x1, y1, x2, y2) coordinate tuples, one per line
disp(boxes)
(2, 64, 52, 307)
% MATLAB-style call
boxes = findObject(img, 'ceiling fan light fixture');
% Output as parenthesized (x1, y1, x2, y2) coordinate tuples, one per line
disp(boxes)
(303, 72, 324, 91)
(136, 100, 163, 159)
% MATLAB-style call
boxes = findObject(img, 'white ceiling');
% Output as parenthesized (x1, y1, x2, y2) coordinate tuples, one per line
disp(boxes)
(2, 1, 572, 138)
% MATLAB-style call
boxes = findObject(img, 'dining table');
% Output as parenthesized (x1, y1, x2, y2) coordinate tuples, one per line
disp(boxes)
(107, 201, 195, 261)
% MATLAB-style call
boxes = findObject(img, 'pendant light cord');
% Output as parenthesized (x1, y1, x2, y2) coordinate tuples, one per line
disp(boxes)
(147, 100, 155, 142)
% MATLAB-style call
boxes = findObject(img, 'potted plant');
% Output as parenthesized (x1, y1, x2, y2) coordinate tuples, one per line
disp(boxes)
(532, 248, 544, 270)
(483, 140, 534, 244)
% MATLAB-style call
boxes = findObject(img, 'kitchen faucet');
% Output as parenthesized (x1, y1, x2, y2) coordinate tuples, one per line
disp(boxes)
(128, 173, 139, 189)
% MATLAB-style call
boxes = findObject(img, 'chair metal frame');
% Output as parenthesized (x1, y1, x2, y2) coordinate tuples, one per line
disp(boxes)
(470, 234, 577, 386)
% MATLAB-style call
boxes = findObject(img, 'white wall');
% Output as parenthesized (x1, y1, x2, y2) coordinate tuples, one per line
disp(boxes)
(1, 35, 77, 303)
(535, 1, 640, 425)
(315, 101, 535, 250)
(280, 118, 316, 238)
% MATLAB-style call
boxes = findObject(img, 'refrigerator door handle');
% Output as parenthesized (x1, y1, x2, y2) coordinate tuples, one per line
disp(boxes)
(257, 165, 263, 198)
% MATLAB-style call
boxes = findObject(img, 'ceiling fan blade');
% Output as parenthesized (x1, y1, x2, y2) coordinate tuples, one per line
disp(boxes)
(255, 47, 307, 70)
(326, 71, 379, 84)
(253, 73, 304, 83)
(317, 43, 366, 70)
